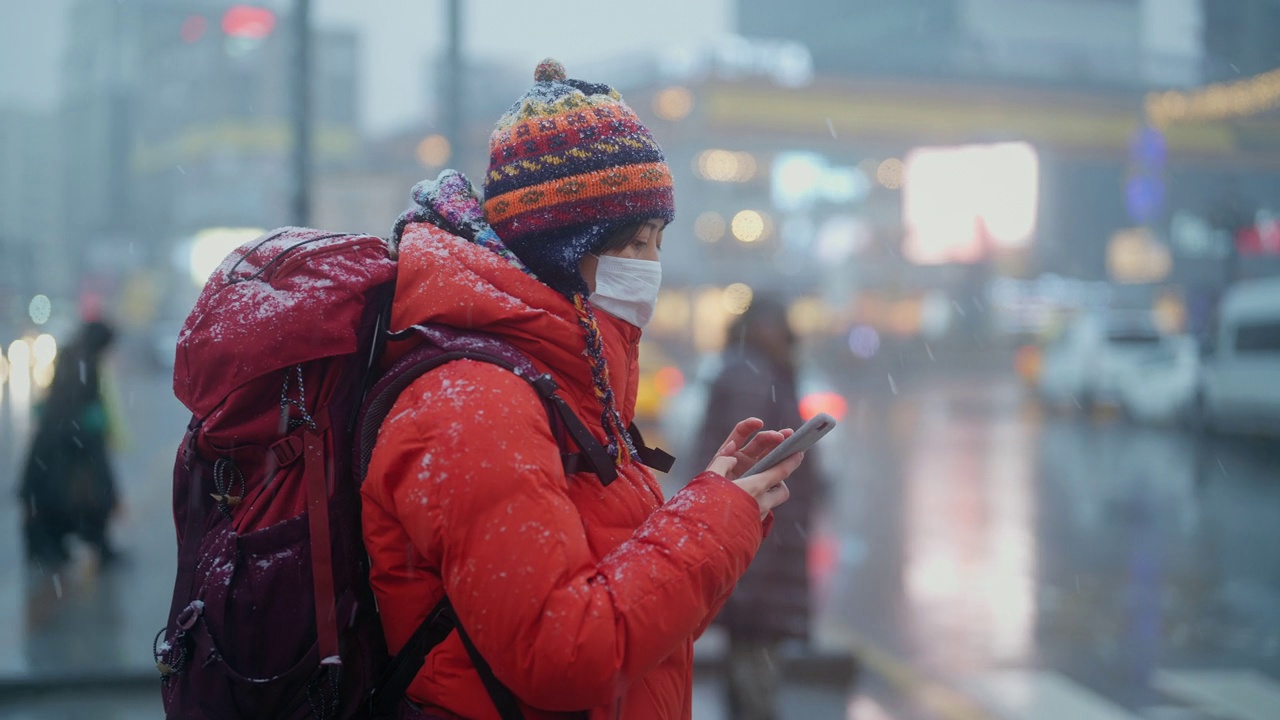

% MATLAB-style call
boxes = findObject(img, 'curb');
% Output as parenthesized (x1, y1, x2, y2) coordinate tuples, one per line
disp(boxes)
(693, 652, 860, 688)
(0, 670, 159, 704)
(0, 656, 858, 705)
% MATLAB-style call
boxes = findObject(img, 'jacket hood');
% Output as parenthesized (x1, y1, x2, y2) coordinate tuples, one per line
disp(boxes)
(389, 222, 641, 427)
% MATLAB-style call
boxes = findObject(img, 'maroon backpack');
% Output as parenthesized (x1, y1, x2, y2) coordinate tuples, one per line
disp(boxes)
(153, 227, 671, 720)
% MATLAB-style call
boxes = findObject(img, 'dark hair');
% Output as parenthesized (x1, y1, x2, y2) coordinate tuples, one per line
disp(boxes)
(596, 221, 649, 254)
(79, 320, 116, 356)
(726, 294, 793, 351)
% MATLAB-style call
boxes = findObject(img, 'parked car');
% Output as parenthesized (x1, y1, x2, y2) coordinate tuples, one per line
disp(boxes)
(1195, 277, 1280, 436)
(1037, 311, 1168, 411)
(1114, 334, 1199, 424)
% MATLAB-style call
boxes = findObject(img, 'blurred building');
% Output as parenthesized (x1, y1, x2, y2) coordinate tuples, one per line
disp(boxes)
(0, 2, 73, 328)
(313, 54, 531, 238)
(737, 0, 1204, 89)
(600, 0, 1280, 355)
(60, 0, 361, 319)
(0, 109, 67, 330)
(1201, 0, 1280, 82)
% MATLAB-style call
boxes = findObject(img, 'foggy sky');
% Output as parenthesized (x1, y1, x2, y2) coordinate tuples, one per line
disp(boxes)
(0, 0, 732, 134)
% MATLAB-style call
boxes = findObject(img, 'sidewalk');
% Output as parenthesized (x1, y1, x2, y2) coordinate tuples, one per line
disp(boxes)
(0, 368, 858, 718)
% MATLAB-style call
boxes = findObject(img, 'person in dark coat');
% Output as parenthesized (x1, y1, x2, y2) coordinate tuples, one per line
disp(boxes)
(18, 320, 122, 568)
(695, 296, 819, 720)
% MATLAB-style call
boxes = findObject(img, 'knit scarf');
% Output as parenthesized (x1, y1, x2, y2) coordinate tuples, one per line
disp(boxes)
(392, 171, 637, 466)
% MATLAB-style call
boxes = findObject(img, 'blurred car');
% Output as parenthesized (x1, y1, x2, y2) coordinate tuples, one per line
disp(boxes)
(1114, 334, 1199, 424)
(1037, 311, 1168, 410)
(1196, 277, 1280, 436)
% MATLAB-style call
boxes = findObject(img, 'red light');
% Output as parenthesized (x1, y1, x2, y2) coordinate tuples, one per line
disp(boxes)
(654, 366, 685, 397)
(181, 15, 208, 44)
(799, 392, 847, 422)
(222, 5, 276, 39)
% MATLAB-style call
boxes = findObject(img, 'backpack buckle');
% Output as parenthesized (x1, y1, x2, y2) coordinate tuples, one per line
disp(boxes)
(271, 435, 305, 467)
(531, 374, 559, 398)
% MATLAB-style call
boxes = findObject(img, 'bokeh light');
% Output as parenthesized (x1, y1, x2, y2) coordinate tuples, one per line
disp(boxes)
(876, 158, 904, 189)
(29, 295, 51, 325)
(694, 212, 726, 243)
(800, 391, 848, 422)
(722, 283, 754, 315)
(848, 325, 881, 359)
(695, 150, 757, 183)
(416, 135, 452, 168)
(653, 86, 694, 121)
(731, 210, 770, 243)
(32, 334, 57, 367)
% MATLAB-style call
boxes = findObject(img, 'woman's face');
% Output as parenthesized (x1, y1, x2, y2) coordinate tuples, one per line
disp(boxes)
(580, 219, 665, 293)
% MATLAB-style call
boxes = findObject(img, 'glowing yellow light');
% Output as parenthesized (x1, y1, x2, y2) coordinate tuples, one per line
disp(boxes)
(695, 149, 757, 183)
(788, 297, 828, 336)
(1108, 227, 1172, 284)
(731, 210, 769, 243)
(876, 158, 904, 189)
(651, 291, 691, 333)
(8, 339, 31, 373)
(415, 134, 451, 167)
(653, 86, 694, 121)
(694, 211, 726, 243)
(1145, 66, 1280, 125)
(722, 283, 754, 315)
(32, 334, 57, 367)
(33, 363, 54, 389)
(694, 286, 730, 352)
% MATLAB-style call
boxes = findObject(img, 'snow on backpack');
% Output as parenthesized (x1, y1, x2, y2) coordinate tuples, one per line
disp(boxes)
(154, 227, 673, 720)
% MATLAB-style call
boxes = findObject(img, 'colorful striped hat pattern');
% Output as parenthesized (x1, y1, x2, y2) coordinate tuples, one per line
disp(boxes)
(482, 59, 675, 296)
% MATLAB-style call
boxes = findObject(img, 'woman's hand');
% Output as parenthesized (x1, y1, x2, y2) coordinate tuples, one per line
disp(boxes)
(705, 418, 804, 521)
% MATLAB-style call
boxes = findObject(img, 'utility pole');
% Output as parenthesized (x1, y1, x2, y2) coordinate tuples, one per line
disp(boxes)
(443, 0, 464, 171)
(290, 0, 312, 226)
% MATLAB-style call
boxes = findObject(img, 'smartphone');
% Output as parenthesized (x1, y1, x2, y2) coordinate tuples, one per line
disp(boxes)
(741, 413, 837, 478)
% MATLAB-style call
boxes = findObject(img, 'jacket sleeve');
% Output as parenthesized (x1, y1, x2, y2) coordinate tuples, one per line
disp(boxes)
(375, 360, 765, 711)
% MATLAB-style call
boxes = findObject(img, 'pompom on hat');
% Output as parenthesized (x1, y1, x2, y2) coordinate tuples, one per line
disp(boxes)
(482, 58, 675, 296)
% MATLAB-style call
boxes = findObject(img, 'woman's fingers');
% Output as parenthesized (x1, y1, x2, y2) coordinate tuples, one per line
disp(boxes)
(706, 453, 738, 477)
(731, 450, 805, 522)
(738, 450, 806, 495)
(735, 427, 793, 465)
(724, 418, 764, 454)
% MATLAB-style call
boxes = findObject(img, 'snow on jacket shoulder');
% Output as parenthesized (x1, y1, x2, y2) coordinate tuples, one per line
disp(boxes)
(361, 223, 766, 720)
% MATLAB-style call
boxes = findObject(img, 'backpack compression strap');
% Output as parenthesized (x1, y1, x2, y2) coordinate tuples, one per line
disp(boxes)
(367, 597, 524, 720)
(357, 326, 674, 718)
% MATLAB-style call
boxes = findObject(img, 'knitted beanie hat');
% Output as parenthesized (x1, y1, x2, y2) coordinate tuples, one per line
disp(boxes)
(482, 59, 675, 296)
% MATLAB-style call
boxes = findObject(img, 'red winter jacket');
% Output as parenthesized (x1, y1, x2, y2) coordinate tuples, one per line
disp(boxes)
(361, 224, 768, 719)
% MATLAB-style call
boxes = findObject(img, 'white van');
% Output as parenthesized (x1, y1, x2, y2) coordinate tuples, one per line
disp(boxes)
(1197, 277, 1280, 435)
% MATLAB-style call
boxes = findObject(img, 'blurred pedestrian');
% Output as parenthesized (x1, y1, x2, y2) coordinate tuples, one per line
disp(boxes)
(18, 320, 123, 568)
(695, 296, 820, 720)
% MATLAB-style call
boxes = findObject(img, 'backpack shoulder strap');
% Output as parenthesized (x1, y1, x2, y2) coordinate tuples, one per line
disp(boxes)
(356, 324, 607, 720)
(355, 324, 619, 487)
(369, 596, 524, 720)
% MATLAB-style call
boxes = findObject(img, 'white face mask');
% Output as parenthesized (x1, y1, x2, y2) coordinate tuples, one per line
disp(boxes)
(589, 255, 662, 329)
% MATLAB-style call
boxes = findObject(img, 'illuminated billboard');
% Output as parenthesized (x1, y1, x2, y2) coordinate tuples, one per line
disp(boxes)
(903, 142, 1039, 265)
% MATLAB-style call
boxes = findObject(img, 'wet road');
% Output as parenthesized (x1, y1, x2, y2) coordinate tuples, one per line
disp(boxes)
(810, 367, 1280, 719)
(3, 358, 1279, 719)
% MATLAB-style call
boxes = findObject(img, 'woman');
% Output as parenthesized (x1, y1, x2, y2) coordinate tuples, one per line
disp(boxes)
(19, 320, 122, 568)
(361, 60, 808, 719)
(695, 297, 821, 720)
